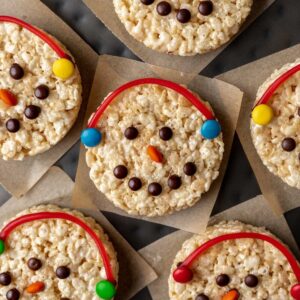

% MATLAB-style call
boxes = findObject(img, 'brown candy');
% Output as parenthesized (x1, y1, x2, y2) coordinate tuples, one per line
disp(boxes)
(184, 162, 197, 176)
(27, 258, 42, 271)
(157, 1, 172, 16)
(56, 266, 71, 279)
(113, 165, 128, 179)
(0, 272, 12, 286)
(6, 119, 20, 133)
(6, 289, 20, 300)
(24, 105, 41, 119)
(281, 137, 296, 151)
(124, 126, 138, 140)
(140, 0, 154, 4)
(35, 85, 49, 100)
(148, 182, 162, 196)
(9, 64, 24, 80)
(198, 1, 213, 16)
(168, 175, 181, 189)
(196, 294, 209, 300)
(159, 126, 173, 140)
(177, 9, 191, 23)
(244, 274, 259, 287)
(216, 274, 230, 286)
(128, 177, 142, 191)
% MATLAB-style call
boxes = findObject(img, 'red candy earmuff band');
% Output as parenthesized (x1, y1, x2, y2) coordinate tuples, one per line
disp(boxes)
(255, 64, 300, 107)
(87, 78, 215, 128)
(0, 16, 68, 59)
(0, 212, 115, 283)
(173, 232, 300, 299)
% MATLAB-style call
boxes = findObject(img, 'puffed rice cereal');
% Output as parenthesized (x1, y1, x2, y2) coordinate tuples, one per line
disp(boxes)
(0, 205, 118, 300)
(169, 221, 298, 300)
(250, 59, 300, 189)
(0, 19, 82, 160)
(113, 0, 253, 56)
(85, 83, 224, 217)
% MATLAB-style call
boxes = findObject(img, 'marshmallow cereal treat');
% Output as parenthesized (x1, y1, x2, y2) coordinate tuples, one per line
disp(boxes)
(0, 16, 82, 160)
(81, 78, 224, 217)
(0, 205, 118, 300)
(250, 60, 300, 189)
(113, 0, 253, 56)
(169, 221, 300, 300)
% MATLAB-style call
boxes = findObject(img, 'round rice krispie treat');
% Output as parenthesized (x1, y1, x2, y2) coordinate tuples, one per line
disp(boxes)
(0, 205, 118, 300)
(113, 0, 253, 56)
(0, 16, 82, 160)
(169, 220, 300, 300)
(81, 78, 224, 217)
(250, 59, 300, 189)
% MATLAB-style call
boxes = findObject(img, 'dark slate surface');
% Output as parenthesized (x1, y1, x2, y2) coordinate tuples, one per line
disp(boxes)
(1, 1, 300, 299)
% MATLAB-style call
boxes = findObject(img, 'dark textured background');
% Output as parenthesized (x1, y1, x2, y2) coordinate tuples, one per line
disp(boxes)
(1, 1, 300, 299)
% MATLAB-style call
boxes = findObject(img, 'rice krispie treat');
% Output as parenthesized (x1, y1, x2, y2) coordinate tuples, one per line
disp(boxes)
(0, 16, 82, 160)
(169, 221, 300, 300)
(81, 78, 224, 217)
(250, 59, 300, 189)
(0, 205, 118, 300)
(113, 0, 253, 56)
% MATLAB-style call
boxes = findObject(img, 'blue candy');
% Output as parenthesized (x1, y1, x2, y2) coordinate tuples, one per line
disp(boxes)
(81, 128, 102, 147)
(200, 120, 221, 140)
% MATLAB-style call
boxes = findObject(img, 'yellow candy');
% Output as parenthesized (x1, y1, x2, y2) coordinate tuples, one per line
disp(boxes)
(52, 58, 74, 79)
(252, 104, 273, 125)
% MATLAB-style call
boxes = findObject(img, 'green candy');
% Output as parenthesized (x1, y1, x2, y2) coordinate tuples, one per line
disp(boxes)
(0, 240, 5, 254)
(96, 280, 116, 300)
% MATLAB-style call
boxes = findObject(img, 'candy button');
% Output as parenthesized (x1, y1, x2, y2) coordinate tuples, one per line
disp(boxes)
(251, 104, 273, 125)
(96, 280, 116, 300)
(291, 283, 300, 299)
(173, 265, 193, 283)
(200, 119, 221, 139)
(0, 240, 4, 254)
(81, 128, 102, 147)
(52, 58, 74, 80)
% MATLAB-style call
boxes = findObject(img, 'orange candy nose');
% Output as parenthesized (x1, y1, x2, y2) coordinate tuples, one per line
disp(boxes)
(147, 145, 163, 163)
(0, 89, 17, 109)
(26, 281, 45, 294)
(222, 289, 240, 300)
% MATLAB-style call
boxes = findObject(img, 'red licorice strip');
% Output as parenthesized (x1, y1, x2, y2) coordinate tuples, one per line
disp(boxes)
(88, 78, 214, 128)
(0, 212, 115, 283)
(0, 16, 68, 59)
(256, 64, 300, 106)
(178, 232, 300, 282)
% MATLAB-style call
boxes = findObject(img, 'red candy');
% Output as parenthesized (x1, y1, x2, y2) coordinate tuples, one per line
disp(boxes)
(173, 265, 193, 283)
(87, 78, 215, 129)
(291, 284, 300, 299)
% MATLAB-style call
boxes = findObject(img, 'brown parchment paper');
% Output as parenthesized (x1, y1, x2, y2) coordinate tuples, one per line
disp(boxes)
(0, 166, 157, 300)
(0, 0, 98, 198)
(139, 195, 300, 300)
(72, 54, 243, 233)
(83, 0, 275, 74)
(217, 44, 300, 215)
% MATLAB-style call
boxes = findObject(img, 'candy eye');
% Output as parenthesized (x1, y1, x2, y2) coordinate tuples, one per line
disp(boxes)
(159, 126, 173, 141)
(34, 85, 49, 100)
(9, 63, 24, 80)
(216, 274, 230, 286)
(124, 126, 138, 140)
(198, 1, 214, 16)
(113, 165, 128, 179)
(6, 288, 20, 300)
(27, 257, 42, 271)
(195, 294, 209, 300)
(0, 272, 12, 286)
(56, 266, 71, 279)
(244, 274, 259, 288)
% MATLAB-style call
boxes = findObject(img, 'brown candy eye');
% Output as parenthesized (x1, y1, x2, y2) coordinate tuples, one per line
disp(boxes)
(159, 126, 173, 140)
(195, 294, 209, 300)
(148, 182, 162, 196)
(168, 175, 181, 189)
(113, 165, 128, 179)
(157, 1, 172, 16)
(9, 63, 24, 80)
(216, 274, 230, 286)
(27, 258, 42, 271)
(6, 119, 20, 133)
(6, 288, 20, 300)
(128, 177, 142, 191)
(34, 85, 49, 100)
(244, 274, 259, 287)
(184, 162, 197, 176)
(124, 126, 138, 140)
(56, 266, 70, 279)
(140, 0, 154, 4)
(177, 9, 191, 23)
(198, 1, 214, 16)
(0, 272, 12, 286)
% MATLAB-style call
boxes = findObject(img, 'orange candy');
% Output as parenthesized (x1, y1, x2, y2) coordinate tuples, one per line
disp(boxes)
(147, 145, 163, 163)
(222, 289, 240, 300)
(0, 89, 17, 109)
(26, 281, 45, 294)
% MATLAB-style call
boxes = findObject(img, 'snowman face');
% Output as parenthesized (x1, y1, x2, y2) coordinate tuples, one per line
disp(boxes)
(113, 0, 253, 55)
(0, 17, 82, 160)
(250, 60, 300, 189)
(169, 221, 300, 300)
(0, 206, 118, 300)
(83, 79, 224, 217)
